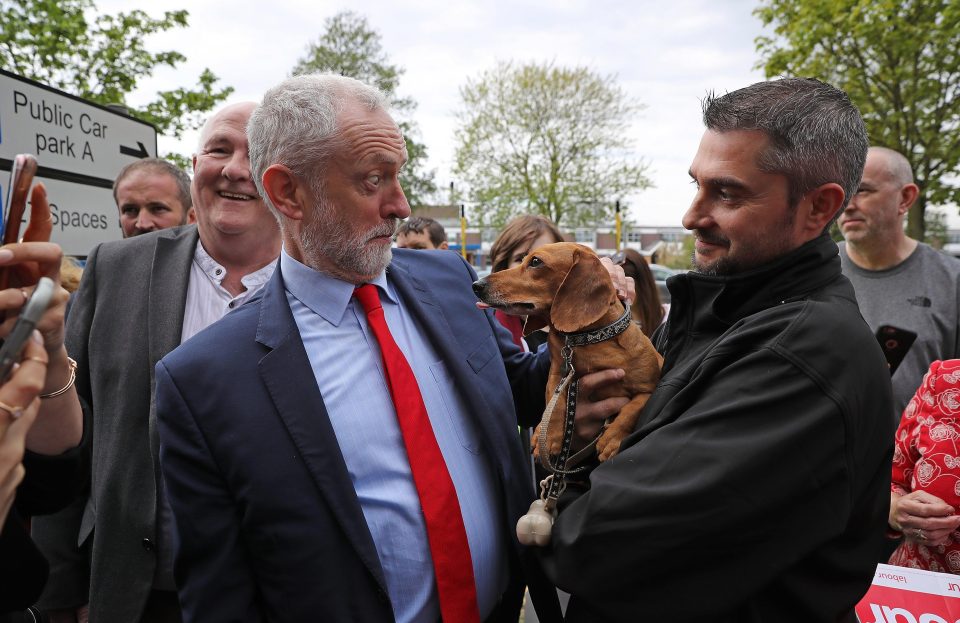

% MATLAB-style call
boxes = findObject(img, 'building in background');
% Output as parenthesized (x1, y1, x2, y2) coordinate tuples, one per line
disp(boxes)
(408, 205, 691, 270)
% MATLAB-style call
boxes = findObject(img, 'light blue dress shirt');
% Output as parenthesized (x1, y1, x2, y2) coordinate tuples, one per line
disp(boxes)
(280, 250, 507, 623)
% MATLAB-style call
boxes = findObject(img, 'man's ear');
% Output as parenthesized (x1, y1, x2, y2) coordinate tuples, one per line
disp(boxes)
(438, 241, 449, 250)
(186, 207, 197, 225)
(804, 182, 846, 233)
(261, 164, 304, 221)
(899, 183, 920, 216)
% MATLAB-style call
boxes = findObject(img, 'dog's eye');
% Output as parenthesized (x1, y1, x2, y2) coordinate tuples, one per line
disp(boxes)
(528, 256, 543, 267)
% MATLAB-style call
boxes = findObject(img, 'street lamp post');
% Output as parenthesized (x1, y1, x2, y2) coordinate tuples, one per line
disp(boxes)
(615, 200, 622, 251)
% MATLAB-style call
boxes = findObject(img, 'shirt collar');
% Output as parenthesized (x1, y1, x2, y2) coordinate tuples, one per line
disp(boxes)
(280, 248, 393, 326)
(194, 241, 277, 290)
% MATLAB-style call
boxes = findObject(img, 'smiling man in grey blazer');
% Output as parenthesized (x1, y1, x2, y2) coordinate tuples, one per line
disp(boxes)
(31, 102, 282, 623)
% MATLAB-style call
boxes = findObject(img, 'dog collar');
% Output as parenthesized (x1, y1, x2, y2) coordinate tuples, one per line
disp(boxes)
(561, 306, 632, 348)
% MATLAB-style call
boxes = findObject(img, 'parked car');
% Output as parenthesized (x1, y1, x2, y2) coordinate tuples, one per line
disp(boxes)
(649, 264, 679, 303)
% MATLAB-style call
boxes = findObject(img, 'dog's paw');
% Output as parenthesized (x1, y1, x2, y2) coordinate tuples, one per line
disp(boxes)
(531, 427, 563, 461)
(596, 433, 622, 462)
(548, 439, 562, 457)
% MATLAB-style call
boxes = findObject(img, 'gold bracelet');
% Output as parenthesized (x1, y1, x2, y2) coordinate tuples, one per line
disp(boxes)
(40, 357, 77, 399)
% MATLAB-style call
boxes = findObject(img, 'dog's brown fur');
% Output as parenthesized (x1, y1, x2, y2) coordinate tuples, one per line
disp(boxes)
(474, 242, 662, 461)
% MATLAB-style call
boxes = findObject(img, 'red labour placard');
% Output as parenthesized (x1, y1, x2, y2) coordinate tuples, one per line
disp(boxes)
(856, 564, 960, 622)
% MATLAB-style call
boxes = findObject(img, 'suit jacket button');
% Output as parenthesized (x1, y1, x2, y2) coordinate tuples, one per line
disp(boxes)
(142, 538, 156, 552)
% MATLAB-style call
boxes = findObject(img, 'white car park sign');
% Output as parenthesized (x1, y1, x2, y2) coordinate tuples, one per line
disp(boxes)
(0, 69, 158, 256)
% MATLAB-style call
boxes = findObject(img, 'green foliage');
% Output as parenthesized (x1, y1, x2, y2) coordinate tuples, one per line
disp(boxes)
(292, 11, 436, 207)
(0, 0, 233, 145)
(660, 235, 696, 270)
(453, 61, 652, 229)
(754, 0, 960, 241)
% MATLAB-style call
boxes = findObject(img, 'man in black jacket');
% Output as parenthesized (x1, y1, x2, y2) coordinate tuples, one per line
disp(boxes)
(542, 78, 894, 622)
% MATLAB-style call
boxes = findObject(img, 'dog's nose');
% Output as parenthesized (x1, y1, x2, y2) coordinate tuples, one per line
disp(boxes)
(472, 279, 487, 297)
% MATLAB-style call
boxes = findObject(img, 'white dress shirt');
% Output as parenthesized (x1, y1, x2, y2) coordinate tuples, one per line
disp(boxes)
(181, 241, 277, 342)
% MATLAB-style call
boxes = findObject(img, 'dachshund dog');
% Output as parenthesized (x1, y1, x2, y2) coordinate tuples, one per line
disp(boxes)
(473, 242, 662, 462)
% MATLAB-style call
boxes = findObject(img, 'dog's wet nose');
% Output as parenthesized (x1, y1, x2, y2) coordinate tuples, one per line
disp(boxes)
(472, 279, 487, 297)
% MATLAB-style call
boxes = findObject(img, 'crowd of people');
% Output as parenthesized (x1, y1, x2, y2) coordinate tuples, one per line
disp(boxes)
(0, 70, 957, 623)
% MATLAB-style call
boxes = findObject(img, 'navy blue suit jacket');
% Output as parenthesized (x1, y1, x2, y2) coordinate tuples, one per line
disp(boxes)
(156, 249, 554, 622)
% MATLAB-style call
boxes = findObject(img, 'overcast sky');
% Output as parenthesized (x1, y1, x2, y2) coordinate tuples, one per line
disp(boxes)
(97, 0, 769, 228)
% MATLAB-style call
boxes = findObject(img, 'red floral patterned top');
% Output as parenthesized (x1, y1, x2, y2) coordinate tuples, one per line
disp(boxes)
(889, 359, 960, 573)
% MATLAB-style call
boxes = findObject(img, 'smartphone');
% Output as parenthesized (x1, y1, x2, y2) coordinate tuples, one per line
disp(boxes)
(876, 325, 918, 376)
(0, 154, 39, 296)
(2, 154, 38, 245)
(0, 276, 55, 384)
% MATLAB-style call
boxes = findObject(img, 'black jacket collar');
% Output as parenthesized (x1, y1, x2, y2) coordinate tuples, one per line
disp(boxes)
(667, 234, 841, 329)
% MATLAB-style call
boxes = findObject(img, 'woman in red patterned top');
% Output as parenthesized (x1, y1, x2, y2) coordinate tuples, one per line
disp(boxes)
(889, 359, 960, 572)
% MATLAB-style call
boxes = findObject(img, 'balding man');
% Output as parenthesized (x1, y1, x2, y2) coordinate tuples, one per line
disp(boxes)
(839, 146, 960, 418)
(113, 159, 196, 238)
(32, 102, 281, 623)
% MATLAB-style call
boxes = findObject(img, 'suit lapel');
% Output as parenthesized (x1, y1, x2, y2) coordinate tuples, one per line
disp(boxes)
(256, 267, 388, 592)
(388, 261, 507, 460)
(147, 228, 197, 369)
(148, 227, 198, 470)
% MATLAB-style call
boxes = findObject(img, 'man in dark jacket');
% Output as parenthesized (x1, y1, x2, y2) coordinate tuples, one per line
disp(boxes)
(542, 78, 894, 622)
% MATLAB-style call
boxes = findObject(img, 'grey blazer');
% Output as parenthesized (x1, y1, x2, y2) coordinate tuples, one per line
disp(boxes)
(32, 225, 199, 622)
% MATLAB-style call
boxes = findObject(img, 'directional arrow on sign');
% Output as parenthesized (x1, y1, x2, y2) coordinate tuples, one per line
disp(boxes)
(119, 142, 150, 159)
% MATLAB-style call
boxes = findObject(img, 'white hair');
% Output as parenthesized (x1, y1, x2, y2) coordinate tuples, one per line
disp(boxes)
(247, 73, 388, 217)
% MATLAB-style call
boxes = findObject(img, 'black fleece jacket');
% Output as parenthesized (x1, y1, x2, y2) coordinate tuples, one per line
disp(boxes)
(544, 234, 894, 622)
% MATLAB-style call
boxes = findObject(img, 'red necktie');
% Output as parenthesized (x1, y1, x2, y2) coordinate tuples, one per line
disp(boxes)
(495, 309, 525, 348)
(353, 284, 480, 623)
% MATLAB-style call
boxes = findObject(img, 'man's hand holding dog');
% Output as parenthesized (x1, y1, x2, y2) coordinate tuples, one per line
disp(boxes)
(573, 369, 630, 450)
(600, 257, 635, 307)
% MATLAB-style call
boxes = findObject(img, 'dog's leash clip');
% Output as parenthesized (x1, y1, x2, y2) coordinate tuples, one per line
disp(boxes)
(540, 474, 566, 505)
(560, 344, 574, 377)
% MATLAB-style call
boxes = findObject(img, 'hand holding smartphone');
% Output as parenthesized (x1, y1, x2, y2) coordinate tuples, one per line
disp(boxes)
(0, 277, 55, 384)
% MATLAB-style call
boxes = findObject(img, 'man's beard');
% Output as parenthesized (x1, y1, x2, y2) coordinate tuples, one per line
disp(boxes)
(691, 208, 796, 276)
(301, 193, 398, 281)
(692, 251, 739, 276)
(691, 229, 736, 276)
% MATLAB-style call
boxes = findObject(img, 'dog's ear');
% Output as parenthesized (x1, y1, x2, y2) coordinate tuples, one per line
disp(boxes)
(523, 315, 548, 335)
(551, 250, 616, 333)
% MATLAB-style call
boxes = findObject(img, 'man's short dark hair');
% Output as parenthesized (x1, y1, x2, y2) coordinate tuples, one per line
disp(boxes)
(397, 217, 447, 247)
(112, 158, 192, 210)
(702, 78, 868, 217)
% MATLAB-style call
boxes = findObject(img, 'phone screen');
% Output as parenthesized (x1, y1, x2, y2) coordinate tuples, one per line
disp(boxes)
(2, 158, 25, 242)
(876, 325, 918, 375)
(0, 277, 55, 383)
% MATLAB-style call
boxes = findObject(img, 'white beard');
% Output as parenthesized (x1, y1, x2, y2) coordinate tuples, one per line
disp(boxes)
(300, 193, 398, 281)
